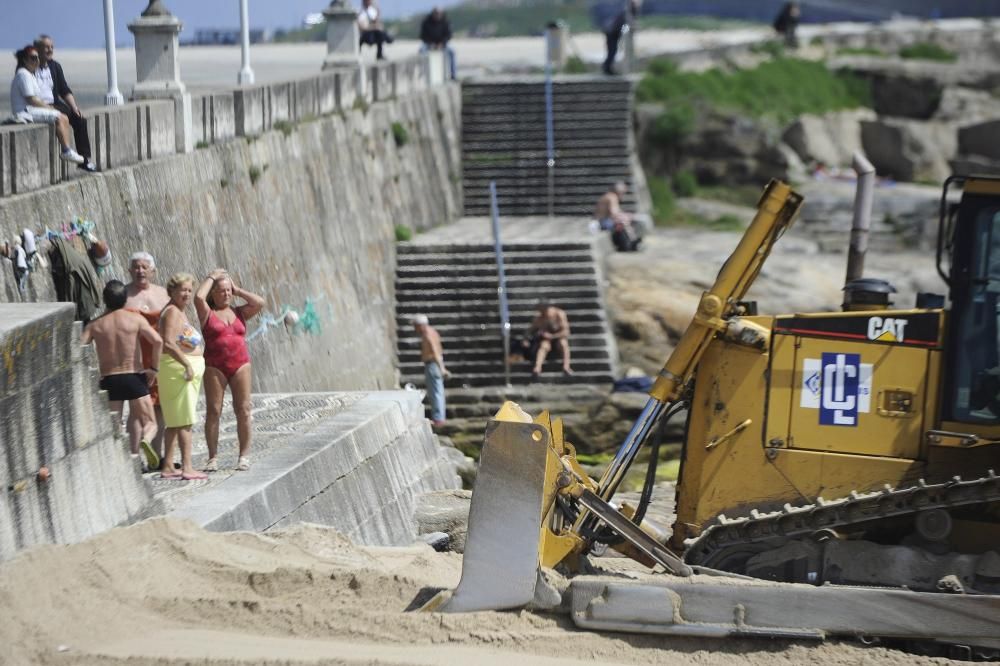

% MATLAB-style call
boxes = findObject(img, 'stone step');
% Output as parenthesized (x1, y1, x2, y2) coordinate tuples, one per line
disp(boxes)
(397, 263, 596, 278)
(396, 297, 605, 315)
(403, 369, 615, 388)
(398, 333, 609, 350)
(399, 338, 608, 360)
(400, 322, 610, 338)
(397, 242, 592, 254)
(441, 383, 610, 404)
(401, 358, 613, 376)
(461, 200, 616, 213)
(394, 310, 607, 326)
(461, 127, 631, 140)
(396, 276, 599, 290)
(462, 174, 635, 187)
(463, 140, 629, 152)
(396, 287, 601, 302)
(396, 251, 598, 266)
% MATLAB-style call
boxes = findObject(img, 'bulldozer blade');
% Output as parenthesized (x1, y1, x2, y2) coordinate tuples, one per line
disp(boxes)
(441, 402, 554, 612)
(569, 577, 1000, 650)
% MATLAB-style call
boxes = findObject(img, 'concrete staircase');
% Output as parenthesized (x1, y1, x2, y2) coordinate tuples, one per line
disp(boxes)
(462, 76, 639, 217)
(396, 241, 617, 388)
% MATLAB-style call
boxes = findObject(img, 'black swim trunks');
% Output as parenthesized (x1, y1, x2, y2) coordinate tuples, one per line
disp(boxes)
(99, 372, 150, 401)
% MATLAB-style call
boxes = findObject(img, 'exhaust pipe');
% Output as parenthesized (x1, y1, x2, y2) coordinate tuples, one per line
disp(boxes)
(845, 151, 875, 285)
(841, 152, 895, 311)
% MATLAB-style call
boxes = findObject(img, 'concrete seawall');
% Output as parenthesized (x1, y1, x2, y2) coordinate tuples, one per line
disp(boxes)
(0, 84, 462, 392)
(0, 303, 159, 560)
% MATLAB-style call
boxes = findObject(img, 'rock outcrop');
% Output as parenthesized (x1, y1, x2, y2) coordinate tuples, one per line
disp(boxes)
(861, 117, 958, 182)
(782, 108, 877, 168)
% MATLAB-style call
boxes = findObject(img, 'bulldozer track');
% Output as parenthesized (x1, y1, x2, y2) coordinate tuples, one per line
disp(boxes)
(684, 469, 1000, 569)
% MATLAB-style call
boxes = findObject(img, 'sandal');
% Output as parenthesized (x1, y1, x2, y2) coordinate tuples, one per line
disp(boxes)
(237, 456, 251, 471)
(204, 458, 218, 472)
(182, 471, 208, 481)
(159, 472, 183, 480)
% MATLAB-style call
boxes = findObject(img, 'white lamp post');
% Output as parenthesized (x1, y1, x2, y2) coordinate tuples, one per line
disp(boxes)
(102, 0, 124, 105)
(238, 0, 255, 85)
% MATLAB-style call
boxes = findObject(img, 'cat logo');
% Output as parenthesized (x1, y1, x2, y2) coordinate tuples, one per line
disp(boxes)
(867, 316, 908, 343)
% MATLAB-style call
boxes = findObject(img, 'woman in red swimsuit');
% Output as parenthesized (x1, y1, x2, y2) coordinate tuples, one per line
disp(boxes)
(195, 268, 265, 472)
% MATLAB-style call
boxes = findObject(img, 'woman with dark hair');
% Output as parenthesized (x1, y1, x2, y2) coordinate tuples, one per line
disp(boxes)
(10, 45, 84, 163)
(194, 269, 265, 472)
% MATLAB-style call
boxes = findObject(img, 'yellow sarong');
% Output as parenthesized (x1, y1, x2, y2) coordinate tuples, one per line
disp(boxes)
(158, 355, 205, 428)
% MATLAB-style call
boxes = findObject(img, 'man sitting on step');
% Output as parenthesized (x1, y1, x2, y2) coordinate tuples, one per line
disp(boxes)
(527, 301, 573, 379)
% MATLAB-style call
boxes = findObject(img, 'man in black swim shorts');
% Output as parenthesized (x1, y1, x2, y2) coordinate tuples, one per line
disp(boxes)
(82, 281, 163, 468)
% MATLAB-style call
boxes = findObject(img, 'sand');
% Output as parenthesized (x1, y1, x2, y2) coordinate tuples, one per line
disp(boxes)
(0, 517, 960, 665)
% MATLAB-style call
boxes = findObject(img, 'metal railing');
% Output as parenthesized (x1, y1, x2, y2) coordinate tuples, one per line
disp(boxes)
(489, 180, 513, 387)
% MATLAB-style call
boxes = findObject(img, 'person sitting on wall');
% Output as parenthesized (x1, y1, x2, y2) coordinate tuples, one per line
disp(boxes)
(8, 45, 85, 165)
(358, 0, 393, 61)
(420, 6, 456, 80)
(33, 35, 96, 172)
(81, 280, 163, 469)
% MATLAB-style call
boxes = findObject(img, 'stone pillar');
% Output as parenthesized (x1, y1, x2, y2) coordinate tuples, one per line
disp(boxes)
(238, 0, 255, 85)
(546, 21, 569, 69)
(322, 0, 366, 95)
(322, 0, 360, 67)
(102, 0, 124, 105)
(128, 0, 193, 153)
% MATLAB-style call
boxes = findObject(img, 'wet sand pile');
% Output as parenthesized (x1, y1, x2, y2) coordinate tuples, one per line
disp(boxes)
(0, 517, 955, 665)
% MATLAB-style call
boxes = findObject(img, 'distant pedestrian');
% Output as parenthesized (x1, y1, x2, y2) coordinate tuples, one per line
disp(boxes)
(157, 273, 207, 481)
(412, 314, 451, 426)
(195, 269, 265, 472)
(420, 7, 456, 80)
(34, 35, 96, 172)
(9, 45, 84, 164)
(358, 0, 393, 60)
(773, 2, 801, 49)
(527, 301, 572, 378)
(602, 0, 640, 76)
(81, 280, 163, 469)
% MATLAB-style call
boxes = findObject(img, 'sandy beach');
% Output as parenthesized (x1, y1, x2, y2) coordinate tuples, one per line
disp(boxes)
(0, 516, 958, 665)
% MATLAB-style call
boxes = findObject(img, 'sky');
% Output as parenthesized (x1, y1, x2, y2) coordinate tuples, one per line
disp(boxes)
(1, 0, 460, 50)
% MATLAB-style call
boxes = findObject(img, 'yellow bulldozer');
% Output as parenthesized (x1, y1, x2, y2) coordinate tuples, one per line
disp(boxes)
(425, 176, 1000, 657)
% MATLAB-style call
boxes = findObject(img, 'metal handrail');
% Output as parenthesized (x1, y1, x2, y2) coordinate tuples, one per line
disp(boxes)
(489, 181, 512, 387)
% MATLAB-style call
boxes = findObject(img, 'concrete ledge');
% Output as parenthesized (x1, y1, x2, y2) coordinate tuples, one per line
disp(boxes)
(168, 391, 460, 545)
(7, 124, 52, 195)
(0, 303, 158, 560)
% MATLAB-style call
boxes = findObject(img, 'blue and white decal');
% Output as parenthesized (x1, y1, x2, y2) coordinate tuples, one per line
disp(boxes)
(800, 353, 872, 426)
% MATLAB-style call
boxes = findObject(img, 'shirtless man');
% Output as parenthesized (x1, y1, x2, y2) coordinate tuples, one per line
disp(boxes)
(528, 301, 572, 378)
(124, 252, 170, 458)
(82, 280, 163, 468)
(595, 181, 641, 251)
(412, 314, 450, 426)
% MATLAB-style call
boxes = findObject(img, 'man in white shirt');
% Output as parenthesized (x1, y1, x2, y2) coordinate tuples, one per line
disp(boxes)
(34, 35, 96, 172)
(10, 46, 84, 164)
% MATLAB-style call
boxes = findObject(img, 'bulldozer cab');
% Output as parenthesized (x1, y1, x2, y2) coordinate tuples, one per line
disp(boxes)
(941, 176, 1000, 433)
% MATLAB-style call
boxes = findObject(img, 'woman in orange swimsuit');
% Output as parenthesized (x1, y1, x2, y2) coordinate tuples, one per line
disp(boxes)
(195, 268, 265, 472)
